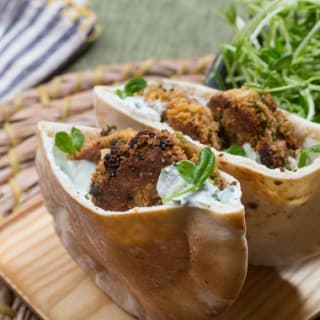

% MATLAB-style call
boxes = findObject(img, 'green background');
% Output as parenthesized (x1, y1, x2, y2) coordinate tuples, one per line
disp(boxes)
(69, 0, 233, 71)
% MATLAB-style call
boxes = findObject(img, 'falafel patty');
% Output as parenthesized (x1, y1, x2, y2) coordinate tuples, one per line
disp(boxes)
(139, 83, 299, 169)
(73, 128, 137, 163)
(141, 84, 221, 149)
(207, 88, 299, 168)
(90, 130, 188, 211)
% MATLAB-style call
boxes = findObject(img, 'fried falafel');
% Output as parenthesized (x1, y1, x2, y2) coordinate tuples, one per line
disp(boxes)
(139, 83, 299, 169)
(87, 130, 188, 211)
(207, 88, 299, 168)
(141, 84, 221, 149)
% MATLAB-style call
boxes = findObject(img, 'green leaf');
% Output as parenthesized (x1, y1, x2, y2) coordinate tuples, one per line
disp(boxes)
(193, 148, 216, 187)
(224, 144, 246, 156)
(124, 77, 147, 96)
(116, 77, 147, 99)
(115, 89, 125, 99)
(307, 144, 320, 153)
(207, 1, 320, 123)
(259, 47, 281, 61)
(71, 127, 84, 151)
(244, 82, 265, 93)
(55, 132, 75, 154)
(298, 149, 308, 168)
(298, 144, 320, 168)
(162, 185, 197, 204)
(272, 54, 293, 71)
(226, 4, 237, 26)
(174, 160, 196, 184)
(55, 127, 84, 154)
(213, 3, 237, 27)
(161, 148, 216, 203)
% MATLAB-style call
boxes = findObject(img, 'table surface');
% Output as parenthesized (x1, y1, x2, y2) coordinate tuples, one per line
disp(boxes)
(68, 0, 233, 71)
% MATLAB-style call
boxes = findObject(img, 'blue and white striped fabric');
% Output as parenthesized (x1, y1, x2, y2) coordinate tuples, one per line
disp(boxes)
(0, 0, 99, 102)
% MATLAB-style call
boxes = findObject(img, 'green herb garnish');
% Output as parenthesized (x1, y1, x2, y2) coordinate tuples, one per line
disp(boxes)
(55, 127, 84, 154)
(0, 305, 17, 317)
(209, 0, 320, 122)
(213, 3, 237, 29)
(106, 124, 117, 132)
(71, 127, 84, 151)
(116, 77, 147, 99)
(298, 144, 320, 168)
(162, 147, 216, 203)
(174, 160, 196, 184)
(224, 144, 246, 156)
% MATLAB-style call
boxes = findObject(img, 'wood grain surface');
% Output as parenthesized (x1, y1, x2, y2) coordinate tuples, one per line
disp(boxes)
(0, 196, 320, 320)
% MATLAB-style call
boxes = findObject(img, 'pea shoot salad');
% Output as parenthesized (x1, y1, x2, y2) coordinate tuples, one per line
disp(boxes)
(208, 0, 320, 122)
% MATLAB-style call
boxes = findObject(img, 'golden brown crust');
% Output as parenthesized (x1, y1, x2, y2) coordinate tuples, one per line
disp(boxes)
(90, 130, 188, 211)
(73, 128, 137, 163)
(142, 83, 177, 102)
(75, 127, 224, 212)
(165, 95, 221, 148)
(207, 88, 299, 168)
(141, 84, 299, 169)
(256, 137, 288, 169)
(141, 84, 221, 149)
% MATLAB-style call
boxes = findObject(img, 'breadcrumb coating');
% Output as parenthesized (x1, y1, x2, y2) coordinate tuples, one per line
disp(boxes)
(90, 130, 188, 211)
(207, 88, 299, 168)
(141, 84, 221, 148)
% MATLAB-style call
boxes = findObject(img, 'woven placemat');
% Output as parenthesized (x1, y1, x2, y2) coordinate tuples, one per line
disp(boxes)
(0, 55, 213, 319)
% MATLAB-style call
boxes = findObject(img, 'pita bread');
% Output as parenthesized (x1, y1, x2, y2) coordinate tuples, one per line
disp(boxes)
(36, 121, 247, 320)
(94, 80, 320, 266)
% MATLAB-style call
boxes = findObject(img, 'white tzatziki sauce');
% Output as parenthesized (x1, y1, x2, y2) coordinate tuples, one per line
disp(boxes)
(115, 84, 208, 123)
(156, 165, 240, 208)
(116, 95, 162, 122)
(302, 137, 320, 163)
(242, 143, 261, 163)
(49, 139, 96, 196)
(241, 138, 320, 170)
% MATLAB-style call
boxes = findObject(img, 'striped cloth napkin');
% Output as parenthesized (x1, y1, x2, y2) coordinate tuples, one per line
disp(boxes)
(0, 0, 100, 102)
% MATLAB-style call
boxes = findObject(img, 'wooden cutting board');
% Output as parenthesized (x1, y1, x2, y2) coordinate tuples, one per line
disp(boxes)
(1, 196, 320, 320)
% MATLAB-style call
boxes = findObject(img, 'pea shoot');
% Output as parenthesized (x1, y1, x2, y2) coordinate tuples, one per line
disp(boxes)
(224, 144, 246, 156)
(162, 147, 216, 203)
(54, 127, 84, 154)
(116, 77, 147, 99)
(298, 144, 320, 168)
(208, 0, 320, 123)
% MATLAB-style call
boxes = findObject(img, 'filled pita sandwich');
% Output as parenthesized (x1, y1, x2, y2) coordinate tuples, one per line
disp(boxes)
(36, 121, 247, 320)
(94, 78, 320, 265)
